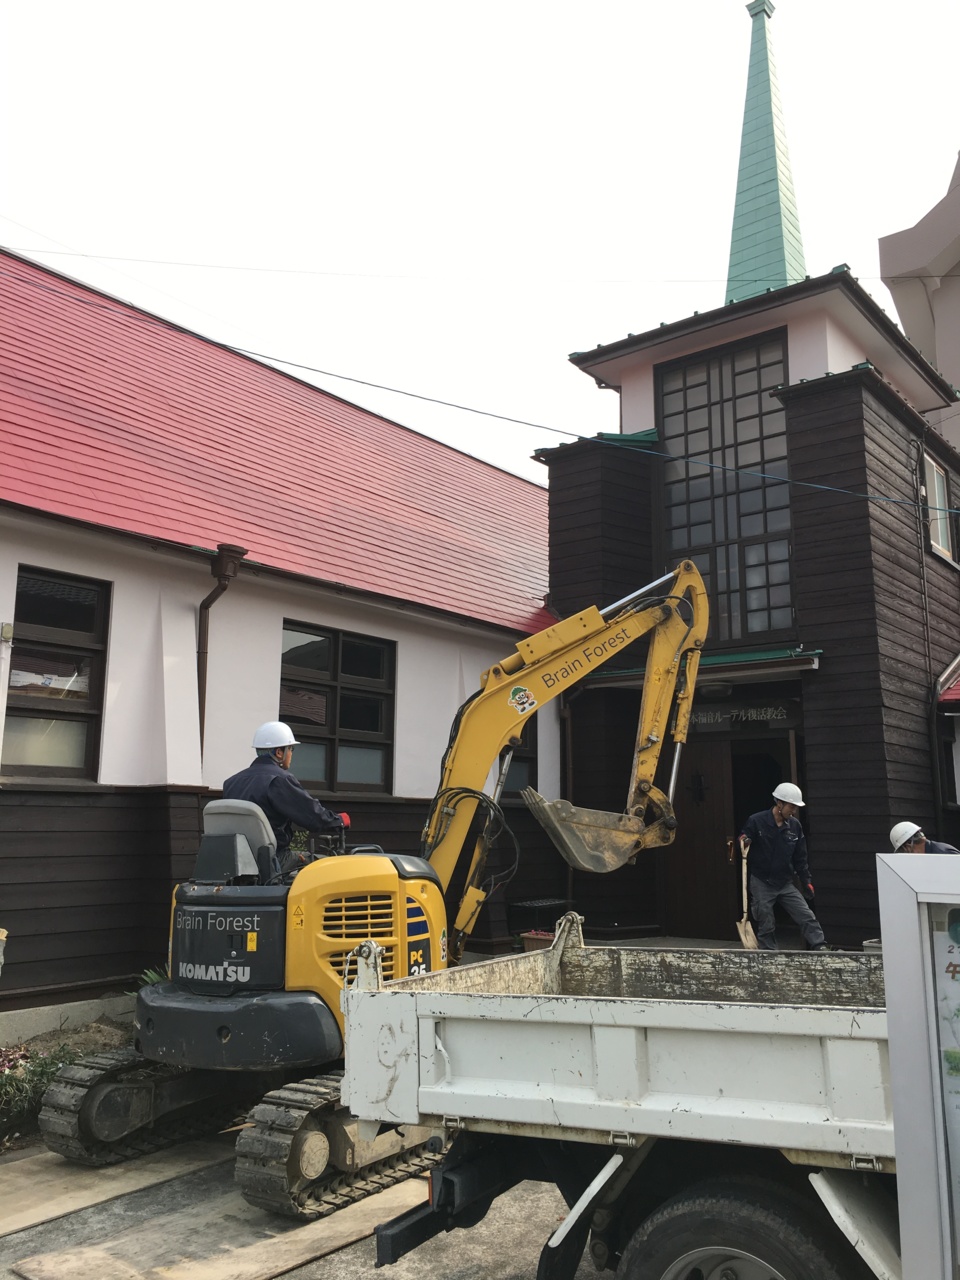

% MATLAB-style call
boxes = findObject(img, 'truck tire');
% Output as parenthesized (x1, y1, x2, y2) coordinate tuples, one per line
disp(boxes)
(615, 1175, 866, 1280)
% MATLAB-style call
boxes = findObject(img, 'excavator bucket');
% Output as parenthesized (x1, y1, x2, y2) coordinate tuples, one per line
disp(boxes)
(521, 788, 648, 874)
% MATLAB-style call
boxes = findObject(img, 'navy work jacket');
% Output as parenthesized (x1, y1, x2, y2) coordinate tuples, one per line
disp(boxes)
(740, 806, 811, 888)
(222, 755, 343, 854)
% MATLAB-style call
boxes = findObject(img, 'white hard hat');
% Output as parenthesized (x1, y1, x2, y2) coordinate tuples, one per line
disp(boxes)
(252, 721, 299, 750)
(890, 821, 922, 852)
(772, 782, 804, 807)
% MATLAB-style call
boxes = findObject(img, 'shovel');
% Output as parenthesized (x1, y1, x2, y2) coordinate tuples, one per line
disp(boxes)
(737, 836, 758, 950)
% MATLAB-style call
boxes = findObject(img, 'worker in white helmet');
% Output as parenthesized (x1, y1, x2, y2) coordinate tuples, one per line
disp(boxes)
(739, 782, 826, 951)
(889, 822, 960, 855)
(222, 721, 349, 864)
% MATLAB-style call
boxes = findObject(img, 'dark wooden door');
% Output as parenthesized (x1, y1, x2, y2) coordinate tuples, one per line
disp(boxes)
(659, 739, 738, 939)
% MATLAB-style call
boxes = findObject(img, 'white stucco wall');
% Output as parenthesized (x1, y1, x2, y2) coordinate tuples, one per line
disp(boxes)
(615, 304, 927, 436)
(0, 511, 206, 786)
(200, 571, 543, 797)
(0, 511, 560, 803)
(786, 313, 865, 385)
(616, 312, 880, 437)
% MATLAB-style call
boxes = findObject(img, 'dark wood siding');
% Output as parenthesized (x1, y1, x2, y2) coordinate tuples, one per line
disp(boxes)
(785, 371, 960, 946)
(545, 439, 656, 617)
(564, 687, 660, 934)
(0, 787, 564, 1008)
(0, 788, 206, 1008)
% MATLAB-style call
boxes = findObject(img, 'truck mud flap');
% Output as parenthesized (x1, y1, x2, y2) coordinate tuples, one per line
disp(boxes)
(375, 1133, 528, 1267)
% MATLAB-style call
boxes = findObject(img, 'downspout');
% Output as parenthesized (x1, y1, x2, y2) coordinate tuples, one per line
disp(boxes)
(0, 621, 13, 765)
(197, 544, 247, 756)
(915, 440, 945, 833)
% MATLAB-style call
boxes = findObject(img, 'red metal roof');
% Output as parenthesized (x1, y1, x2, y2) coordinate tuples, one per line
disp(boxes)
(0, 251, 551, 633)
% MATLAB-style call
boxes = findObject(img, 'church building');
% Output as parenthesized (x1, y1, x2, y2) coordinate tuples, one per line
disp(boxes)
(537, 0, 960, 948)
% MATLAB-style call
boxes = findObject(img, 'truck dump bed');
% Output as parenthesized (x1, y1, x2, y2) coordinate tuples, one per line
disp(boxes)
(342, 915, 891, 1166)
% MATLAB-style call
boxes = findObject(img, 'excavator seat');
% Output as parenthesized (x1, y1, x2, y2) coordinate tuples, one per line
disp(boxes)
(197, 799, 278, 883)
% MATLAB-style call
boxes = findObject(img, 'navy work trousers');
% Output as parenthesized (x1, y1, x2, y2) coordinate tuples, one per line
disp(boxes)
(749, 875, 825, 951)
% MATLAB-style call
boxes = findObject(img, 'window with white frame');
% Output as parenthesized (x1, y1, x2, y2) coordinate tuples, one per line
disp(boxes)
(925, 455, 956, 560)
(2, 567, 110, 777)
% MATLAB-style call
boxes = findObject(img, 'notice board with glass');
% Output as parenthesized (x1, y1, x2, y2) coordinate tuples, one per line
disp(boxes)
(878, 852, 960, 1279)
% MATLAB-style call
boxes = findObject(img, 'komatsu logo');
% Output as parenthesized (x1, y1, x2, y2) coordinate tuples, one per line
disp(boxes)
(178, 962, 250, 982)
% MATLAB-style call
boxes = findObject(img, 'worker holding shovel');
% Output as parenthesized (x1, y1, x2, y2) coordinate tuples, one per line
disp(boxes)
(739, 783, 826, 952)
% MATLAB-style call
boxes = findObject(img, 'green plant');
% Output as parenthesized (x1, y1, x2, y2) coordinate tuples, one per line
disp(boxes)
(126, 963, 169, 995)
(944, 1049, 960, 1076)
(0, 1043, 82, 1129)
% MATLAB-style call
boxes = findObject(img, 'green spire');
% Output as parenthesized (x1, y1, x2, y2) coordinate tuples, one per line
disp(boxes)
(725, 0, 805, 304)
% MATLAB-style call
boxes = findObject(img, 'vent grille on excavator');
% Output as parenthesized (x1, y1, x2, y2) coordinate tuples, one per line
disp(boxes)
(323, 894, 394, 938)
(324, 894, 397, 982)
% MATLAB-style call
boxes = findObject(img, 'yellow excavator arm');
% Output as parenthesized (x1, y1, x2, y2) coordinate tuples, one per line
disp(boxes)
(420, 560, 708, 956)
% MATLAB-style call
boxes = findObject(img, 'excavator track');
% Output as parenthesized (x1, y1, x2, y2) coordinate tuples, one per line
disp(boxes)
(39, 1047, 247, 1166)
(235, 1071, 440, 1219)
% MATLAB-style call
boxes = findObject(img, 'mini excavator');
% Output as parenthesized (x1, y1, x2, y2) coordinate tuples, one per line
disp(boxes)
(39, 561, 707, 1218)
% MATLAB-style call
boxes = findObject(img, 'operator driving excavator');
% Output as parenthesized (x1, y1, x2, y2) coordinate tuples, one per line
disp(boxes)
(39, 561, 707, 1219)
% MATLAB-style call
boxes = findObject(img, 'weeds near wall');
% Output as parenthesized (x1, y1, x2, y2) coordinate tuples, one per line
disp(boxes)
(0, 1043, 81, 1136)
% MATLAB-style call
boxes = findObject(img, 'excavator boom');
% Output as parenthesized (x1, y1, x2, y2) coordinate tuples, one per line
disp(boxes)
(421, 561, 708, 948)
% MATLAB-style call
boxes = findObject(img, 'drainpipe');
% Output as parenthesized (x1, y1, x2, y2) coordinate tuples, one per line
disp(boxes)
(197, 544, 247, 755)
(914, 442, 943, 833)
(0, 621, 13, 765)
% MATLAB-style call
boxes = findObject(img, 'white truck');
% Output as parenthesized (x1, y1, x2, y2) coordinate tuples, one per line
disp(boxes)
(343, 855, 960, 1280)
(342, 911, 899, 1280)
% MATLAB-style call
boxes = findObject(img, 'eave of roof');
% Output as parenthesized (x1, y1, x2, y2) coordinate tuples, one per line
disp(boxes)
(0, 249, 551, 635)
(569, 268, 959, 412)
(533, 428, 658, 466)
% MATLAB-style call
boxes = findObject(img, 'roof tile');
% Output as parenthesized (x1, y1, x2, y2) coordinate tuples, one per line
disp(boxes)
(0, 252, 551, 633)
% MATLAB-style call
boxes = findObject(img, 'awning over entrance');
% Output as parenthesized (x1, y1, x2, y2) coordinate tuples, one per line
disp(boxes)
(586, 646, 821, 689)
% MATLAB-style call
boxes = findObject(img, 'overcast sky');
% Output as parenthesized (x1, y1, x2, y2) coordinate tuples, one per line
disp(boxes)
(2, 1, 958, 484)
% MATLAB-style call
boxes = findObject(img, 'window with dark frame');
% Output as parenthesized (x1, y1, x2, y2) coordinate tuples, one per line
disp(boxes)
(279, 622, 395, 793)
(658, 332, 793, 643)
(501, 713, 538, 795)
(2, 567, 110, 778)
(925, 454, 956, 561)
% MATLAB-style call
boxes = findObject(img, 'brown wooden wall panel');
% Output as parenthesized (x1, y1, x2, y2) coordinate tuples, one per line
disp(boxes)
(781, 370, 960, 945)
(0, 787, 204, 1006)
(560, 687, 660, 932)
(787, 380, 889, 938)
(537, 438, 663, 934)
(544, 439, 656, 617)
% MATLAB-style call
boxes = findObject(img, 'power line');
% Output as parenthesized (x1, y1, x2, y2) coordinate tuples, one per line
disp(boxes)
(2, 255, 959, 517)
(0, 241, 911, 286)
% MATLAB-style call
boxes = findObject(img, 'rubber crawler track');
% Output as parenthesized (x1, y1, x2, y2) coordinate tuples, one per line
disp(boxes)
(235, 1071, 440, 1219)
(38, 1048, 247, 1166)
